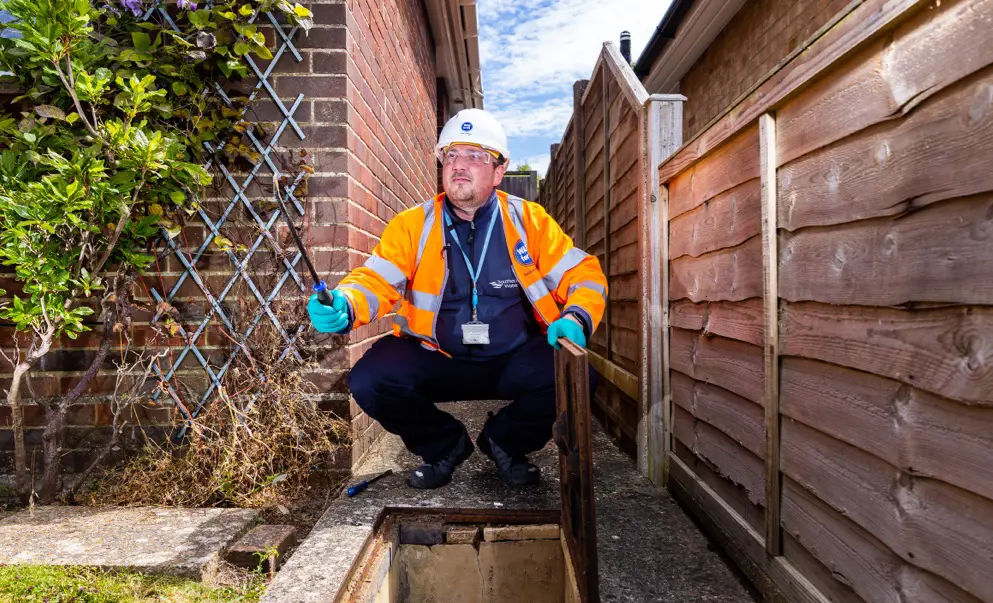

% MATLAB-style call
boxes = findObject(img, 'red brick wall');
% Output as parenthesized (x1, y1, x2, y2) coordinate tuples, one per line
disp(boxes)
(0, 0, 440, 481)
(680, 0, 851, 138)
(340, 0, 438, 465)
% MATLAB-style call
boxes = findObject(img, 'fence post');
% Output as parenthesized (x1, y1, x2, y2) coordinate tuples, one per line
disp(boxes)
(759, 112, 782, 556)
(574, 80, 589, 249)
(643, 94, 685, 484)
(602, 76, 613, 363)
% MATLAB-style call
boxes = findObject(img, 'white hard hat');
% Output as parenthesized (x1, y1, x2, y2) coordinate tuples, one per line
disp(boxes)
(436, 108, 509, 162)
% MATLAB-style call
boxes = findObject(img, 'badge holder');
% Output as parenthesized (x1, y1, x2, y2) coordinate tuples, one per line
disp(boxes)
(461, 290, 490, 345)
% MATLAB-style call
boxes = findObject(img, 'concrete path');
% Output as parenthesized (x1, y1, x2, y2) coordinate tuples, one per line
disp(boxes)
(0, 506, 258, 581)
(264, 400, 755, 603)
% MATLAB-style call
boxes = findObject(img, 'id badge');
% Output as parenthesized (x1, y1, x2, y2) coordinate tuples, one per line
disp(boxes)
(462, 321, 490, 345)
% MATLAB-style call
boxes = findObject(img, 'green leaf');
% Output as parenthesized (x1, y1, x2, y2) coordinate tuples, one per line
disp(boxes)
(293, 4, 313, 18)
(132, 32, 151, 52)
(66, 112, 80, 124)
(34, 105, 66, 120)
(169, 191, 185, 203)
(233, 41, 250, 56)
(253, 44, 273, 60)
(188, 9, 211, 29)
(171, 81, 188, 96)
(239, 4, 255, 16)
(22, 132, 36, 143)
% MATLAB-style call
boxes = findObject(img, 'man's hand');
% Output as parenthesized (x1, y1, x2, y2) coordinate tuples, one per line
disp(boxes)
(546, 314, 586, 350)
(307, 290, 351, 334)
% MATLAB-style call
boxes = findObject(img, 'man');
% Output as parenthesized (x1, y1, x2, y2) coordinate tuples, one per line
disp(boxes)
(307, 108, 606, 489)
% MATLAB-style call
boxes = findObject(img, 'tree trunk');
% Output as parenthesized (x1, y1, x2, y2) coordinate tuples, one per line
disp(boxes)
(38, 286, 121, 504)
(7, 334, 54, 504)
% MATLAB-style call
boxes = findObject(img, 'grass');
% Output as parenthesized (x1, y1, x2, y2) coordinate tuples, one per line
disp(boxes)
(0, 566, 266, 603)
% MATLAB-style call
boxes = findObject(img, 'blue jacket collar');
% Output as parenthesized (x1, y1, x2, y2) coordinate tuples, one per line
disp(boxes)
(444, 190, 498, 225)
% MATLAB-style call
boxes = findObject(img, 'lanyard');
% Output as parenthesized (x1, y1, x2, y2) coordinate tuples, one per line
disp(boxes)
(444, 204, 500, 321)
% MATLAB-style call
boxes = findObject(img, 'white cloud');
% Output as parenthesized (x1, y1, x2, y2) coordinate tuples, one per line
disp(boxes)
(490, 95, 574, 139)
(479, 0, 672, 146)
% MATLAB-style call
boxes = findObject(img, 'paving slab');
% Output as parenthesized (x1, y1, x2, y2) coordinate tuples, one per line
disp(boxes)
(264, 400, 756, 603)
(0, 506, 259, 581)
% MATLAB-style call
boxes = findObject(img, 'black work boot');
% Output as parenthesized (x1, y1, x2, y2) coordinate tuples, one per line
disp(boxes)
(408, 430, 474, 489)
(476, 427, 540, 486)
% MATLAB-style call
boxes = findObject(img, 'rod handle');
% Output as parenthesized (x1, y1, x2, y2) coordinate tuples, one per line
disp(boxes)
(314, 281, 334, 306)
(346, 481, 368, 497)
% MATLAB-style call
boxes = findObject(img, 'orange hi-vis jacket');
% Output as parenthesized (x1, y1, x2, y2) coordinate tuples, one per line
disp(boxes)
(336, 190, 608, 354)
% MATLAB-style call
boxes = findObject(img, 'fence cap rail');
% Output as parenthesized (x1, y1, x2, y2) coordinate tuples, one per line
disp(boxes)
(580, 41, 650, 110)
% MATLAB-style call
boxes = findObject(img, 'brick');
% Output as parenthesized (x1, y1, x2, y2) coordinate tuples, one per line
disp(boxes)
(274, 75, 346, 99)
(310, 3, 347, 25)
(483, 524, 560, 542)
(305, 175, 348, 198)
(292, 26, 346, 50)
(225, 524, 298, 572)
(311, 51, 347, 75)
(399, 521, 444, 546)
(250, 98, 313, 123)
(445, 525, 481, 545)
(279, 124, 346, 148)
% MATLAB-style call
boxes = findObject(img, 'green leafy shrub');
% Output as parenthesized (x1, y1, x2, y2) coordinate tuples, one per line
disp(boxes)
(0, 0, 313, 503)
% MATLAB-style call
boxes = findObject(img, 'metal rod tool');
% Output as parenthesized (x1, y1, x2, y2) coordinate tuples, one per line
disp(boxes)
(346, 469, 394, 497)
(273, 174, 334, 306)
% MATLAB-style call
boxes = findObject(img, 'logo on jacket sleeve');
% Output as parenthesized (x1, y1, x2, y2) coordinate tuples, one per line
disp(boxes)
(513, 240, 533, 266)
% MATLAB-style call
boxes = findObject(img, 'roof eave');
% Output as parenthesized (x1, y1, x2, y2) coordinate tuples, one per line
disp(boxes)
(633, 0, 748, 93)
(425, 0, 484, 113)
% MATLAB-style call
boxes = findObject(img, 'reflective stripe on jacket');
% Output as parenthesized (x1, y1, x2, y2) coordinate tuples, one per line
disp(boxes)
(337, 190, 607, 354)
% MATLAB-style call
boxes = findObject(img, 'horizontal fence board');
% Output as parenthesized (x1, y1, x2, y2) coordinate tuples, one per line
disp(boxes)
(670, 235, 763, 303)
(673, 441, 767, 535)
(608, 328, 639, 371)
(593, 385, 639, 450)
(668, 453, 848, 603)
(781, 419, 993, 602)
(669, 179, 762, 260)
(780, 301, 993, 405)
(607, 271, 639, 300)
(584, 125, 606, 172)
(674, 406, 766, 506)
(610, 227, 638, 263)
(671, 370, 765, 458)
(669, 329, 764, 405)
(607, 301, 639, 332)
(780, 194, 993, 306)
(669, 299, 764, 347)
(781, 357, 993, 502)
(610, 134, 641, 179)
(778, 68, 993, 231)
(777, 0, 993, 167)
(782, 478, 980, 603)
(780, 534, 863, 603)
(667, 125, 760, 220)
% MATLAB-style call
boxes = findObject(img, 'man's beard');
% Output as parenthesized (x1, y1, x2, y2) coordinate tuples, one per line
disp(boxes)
(447, 174, 481, 206)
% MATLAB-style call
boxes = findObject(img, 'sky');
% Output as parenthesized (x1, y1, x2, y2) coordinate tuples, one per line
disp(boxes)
(478, 0, 674, 177)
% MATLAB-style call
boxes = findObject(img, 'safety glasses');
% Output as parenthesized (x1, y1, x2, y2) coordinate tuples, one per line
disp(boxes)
(438, 148, 500, 167)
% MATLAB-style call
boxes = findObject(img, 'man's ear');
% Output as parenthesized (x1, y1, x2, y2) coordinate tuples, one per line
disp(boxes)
(492, 162, 507, 188)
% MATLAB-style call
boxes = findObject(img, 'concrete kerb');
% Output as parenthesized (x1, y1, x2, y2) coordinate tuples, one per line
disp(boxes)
(0, 506, 260, 583)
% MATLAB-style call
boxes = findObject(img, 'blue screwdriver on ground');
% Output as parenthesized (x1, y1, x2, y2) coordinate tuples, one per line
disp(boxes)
(273, 174, 335, 306)
(347, 470, 394, 497)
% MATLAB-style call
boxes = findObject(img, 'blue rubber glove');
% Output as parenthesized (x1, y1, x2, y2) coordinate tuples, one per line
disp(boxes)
(546, 315, 587, 350)
(307, 290, 351, 334)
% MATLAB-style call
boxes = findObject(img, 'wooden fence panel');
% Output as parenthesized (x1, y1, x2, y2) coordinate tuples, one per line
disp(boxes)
(652, 0, 993, 601)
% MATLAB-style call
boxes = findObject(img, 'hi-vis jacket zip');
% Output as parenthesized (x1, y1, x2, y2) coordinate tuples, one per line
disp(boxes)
(337, 190, 608, 355)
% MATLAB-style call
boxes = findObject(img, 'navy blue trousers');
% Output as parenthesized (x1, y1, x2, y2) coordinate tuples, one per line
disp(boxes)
(349, 335, 591, 463)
